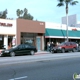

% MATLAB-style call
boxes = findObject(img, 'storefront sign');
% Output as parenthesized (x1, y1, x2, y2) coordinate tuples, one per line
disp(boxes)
(72, 28, 77, 31)
(0, 22, 12, 27)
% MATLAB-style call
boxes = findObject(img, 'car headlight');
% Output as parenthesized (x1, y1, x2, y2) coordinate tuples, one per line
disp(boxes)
(58, 47, 62, 49)
(5, 50, 9, 53)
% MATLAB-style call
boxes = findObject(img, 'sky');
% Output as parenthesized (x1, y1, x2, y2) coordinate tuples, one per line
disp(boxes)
(0, 0, 80, 23)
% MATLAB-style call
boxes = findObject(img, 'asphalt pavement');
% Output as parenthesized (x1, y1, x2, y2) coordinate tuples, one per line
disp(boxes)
(0, 56, 80, 80)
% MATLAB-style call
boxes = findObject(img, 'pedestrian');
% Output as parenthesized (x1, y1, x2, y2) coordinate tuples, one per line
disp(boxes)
(76, 41, 79, 51)
(47, 42, 50, 51)
(50, 42, 55, 52)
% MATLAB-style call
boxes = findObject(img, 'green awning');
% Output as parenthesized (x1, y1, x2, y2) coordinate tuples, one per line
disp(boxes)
(45, 28, 80, 37)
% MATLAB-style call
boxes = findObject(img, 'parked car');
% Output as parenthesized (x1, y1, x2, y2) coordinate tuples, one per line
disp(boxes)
(0, 44, 37, 57)
(51, 41, 77, 53)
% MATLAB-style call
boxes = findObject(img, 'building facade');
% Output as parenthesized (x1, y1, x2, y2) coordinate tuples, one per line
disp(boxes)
(45, 22, 80, 50)
(0, 19, 16, 49)
(16, 19, 45, 51)
(0, 18, 45, 51)
(0, 18, 80, 51)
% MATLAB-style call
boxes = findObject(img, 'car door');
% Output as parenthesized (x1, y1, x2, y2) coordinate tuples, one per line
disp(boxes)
(70, 42, 77, 50)
(65, 42, 71, 51)
(68, 42, 73, 51)
(15, 44, 25, 55)
(24, 44, 34, 55)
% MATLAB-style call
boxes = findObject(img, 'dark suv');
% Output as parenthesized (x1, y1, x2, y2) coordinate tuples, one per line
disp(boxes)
(51, 42, 77, 53)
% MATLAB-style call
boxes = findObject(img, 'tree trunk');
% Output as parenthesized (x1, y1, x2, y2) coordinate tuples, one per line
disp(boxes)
(66, 3, 68, 42)
(66, 13, 68, 42)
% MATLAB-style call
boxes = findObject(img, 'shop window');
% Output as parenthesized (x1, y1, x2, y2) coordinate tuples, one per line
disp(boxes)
(21, 33, 37, 46)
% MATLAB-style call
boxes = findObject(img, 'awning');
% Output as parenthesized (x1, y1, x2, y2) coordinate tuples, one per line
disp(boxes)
(45, 28, 80, 39)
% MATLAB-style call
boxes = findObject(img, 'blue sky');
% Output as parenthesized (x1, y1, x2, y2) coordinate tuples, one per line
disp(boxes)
(0, 0, 80, 23)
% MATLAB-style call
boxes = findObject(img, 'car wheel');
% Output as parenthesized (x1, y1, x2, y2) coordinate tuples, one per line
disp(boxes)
(10, 52, 15, 57)
(61, 48, 65, 53)
(30, 50, 35, 55)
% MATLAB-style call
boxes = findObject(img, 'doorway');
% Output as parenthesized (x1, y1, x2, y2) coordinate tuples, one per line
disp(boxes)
(36, 37, 41, 51)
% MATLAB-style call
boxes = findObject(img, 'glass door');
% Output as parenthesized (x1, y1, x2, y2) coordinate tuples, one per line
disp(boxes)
(36, 37, 41, 51)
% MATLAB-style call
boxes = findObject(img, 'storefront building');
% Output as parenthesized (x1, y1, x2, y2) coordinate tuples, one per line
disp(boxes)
(45, 22, 80, 50)
(1, 18, 80, 51)
(0, 19, 16, 49)
(0, 19, 45, 51)
(16, 19, 45, 51)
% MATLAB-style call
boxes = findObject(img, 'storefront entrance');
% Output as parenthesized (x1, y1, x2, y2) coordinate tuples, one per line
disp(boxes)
(0, 35, 14, 49)
(36, 37, 41, 51)
(21, 33, 42, 51)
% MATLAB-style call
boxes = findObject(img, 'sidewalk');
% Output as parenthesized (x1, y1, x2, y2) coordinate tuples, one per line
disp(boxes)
(35, 51, 50, 55)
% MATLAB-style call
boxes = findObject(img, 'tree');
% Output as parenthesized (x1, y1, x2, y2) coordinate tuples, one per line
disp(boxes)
(24, 8, 28, 13)
(16, 9, 21, 18)
(0, 9, 7, 19)
(20, 10, 23, 16)
(57, 0, 78, 42)
(16, 8, 34, 20)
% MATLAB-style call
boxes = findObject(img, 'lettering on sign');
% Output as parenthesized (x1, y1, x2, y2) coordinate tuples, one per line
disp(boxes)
(72, 28, 77, 31)
(0, 22, 12, 27)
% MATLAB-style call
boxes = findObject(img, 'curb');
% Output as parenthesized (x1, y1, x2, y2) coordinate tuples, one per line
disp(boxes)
(35, 51, 50, 55)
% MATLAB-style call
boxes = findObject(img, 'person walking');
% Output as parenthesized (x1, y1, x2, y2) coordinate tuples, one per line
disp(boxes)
(50, 42, 55, 52)
(47, 42, 50, 51)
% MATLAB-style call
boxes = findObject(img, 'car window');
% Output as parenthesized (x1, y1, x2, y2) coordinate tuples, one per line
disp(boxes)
(24, 44, 32, 48)
(70, 42, 76, 45)
(70, 42, 73, 45)
(65, 42, 70, 46)
(25, 45, 29, 48)
(18, 44, 24, 49)
(24, 44, 35, 48)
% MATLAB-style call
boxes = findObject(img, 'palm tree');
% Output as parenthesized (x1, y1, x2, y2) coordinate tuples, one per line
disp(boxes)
(20, 10, 23, 15)
(16, 9, 21, 18)
(24, 8, 28, 13)
(57, 0, 78, 42)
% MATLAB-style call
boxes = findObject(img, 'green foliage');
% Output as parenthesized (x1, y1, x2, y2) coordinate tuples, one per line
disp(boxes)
(0, 9, 7, 19)
(57, 0, 78, 7)
(57, 0, 78, 14)
(16, 8, 34, 20)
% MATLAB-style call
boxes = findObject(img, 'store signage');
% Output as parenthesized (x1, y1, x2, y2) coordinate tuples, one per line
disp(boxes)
(0, 22, 12, 27)
(72, 28, 77, 31)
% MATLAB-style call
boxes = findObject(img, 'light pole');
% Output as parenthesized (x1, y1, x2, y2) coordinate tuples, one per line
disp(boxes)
(66, 13, 68, 42)
(66, 3, 69, 42)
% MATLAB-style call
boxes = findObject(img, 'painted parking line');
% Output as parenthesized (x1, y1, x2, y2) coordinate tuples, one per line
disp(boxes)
(9, 76, 28, 80)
